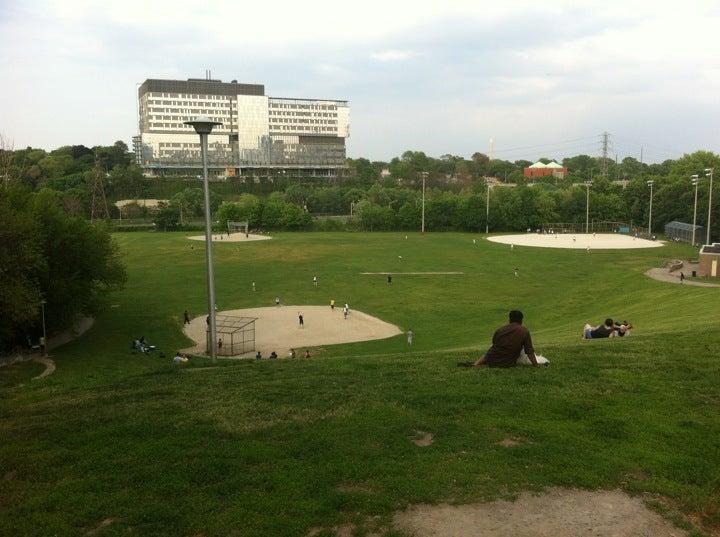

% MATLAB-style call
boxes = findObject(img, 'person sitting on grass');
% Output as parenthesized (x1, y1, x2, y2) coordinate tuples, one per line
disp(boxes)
(582, 318, 616, 339)
(473, 310, 539, 367)
(304, 349, 312, 359)
(173, 352, 188, 364)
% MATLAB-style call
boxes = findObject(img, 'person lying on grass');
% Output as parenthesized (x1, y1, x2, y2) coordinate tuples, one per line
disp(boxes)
(473, 310, 539, 367)
(582, 318, 616, 339)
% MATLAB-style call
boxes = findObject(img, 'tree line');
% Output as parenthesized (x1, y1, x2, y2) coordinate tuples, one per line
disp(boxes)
(1, 139, 718, 237)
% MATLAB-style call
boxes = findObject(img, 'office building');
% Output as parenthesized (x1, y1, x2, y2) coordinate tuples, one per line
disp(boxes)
(133, 78, 350, 177)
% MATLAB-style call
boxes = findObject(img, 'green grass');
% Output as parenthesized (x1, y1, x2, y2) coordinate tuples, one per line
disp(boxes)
(1, 232, 719, 536)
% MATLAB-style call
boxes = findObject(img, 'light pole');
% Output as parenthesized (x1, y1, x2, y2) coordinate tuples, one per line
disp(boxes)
(184, 117, 221, 361)
(420, 171, 428, 234)
(40, 299, 47, 356)
(647, 180, 655, 237)
(691, 175, 700, 246)
(705, 167, 714, 245)
(485, 179, 491, 234)
(584, 180, 592, 233)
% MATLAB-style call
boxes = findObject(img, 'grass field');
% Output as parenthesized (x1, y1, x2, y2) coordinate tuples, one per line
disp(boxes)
(2, 232, 719, 536)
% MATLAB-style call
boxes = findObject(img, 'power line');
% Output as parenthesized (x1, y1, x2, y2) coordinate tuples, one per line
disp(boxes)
(490, 135, 601, 155)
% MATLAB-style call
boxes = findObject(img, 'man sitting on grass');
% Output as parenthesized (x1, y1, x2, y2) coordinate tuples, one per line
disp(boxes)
(473, 310, 539, 367)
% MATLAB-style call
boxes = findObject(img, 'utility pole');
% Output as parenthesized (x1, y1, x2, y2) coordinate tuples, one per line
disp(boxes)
(89, 160, 110, 222)
(485, 179, 491, 234)
(585, 181, 592, 233)
(647, 180, 655, 236)
(706, 168, 714, 245)
(691, 175, 699, 246)
(421, 171, 428, 234)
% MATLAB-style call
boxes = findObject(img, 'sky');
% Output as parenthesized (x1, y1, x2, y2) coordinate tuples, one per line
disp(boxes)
(1, 0, 719, 163)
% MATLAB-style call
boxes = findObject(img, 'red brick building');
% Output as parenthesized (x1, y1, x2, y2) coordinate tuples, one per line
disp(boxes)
(524, 161, 567, 179)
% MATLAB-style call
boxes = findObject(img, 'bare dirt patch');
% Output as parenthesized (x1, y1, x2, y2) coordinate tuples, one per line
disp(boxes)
(393, 488, 687, 537)
(85, 518, 115, 535)
(410, 430, 435, 447)
(183, 306, 402, 357)
(488, 233, 663, 250)
(496, 437, 525, 447)
(187, 232, 271, 243)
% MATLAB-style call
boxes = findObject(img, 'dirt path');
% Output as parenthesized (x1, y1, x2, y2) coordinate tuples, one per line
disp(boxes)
(393, 488, 687, 537)
(645, 268, 720, 288)
(32, 357, 56, 380)
(183, 305, 402, 357)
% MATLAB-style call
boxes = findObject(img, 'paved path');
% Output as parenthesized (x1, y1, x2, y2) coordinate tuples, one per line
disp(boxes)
(32, 357, 56, 379)
(645, 268, 720, 288)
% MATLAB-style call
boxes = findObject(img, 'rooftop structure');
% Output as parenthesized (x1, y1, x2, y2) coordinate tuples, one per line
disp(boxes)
(524, 160, 567, 179)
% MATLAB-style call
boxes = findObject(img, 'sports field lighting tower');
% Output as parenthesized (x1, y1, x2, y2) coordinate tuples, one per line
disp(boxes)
(420, 171, 428, 234)
(584, 180, 592, 233)
(646, 180, 655, 237)
(705, 168, 714, 245)
(691, 174, 700, 246)
(184, 116, 222, 361)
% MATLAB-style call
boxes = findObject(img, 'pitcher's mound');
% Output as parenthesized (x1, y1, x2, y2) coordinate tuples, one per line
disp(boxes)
(488, 233, 662, 249)
(394, 488, 685, 537)
(183, 305, 402, 357)
(187, 232, 271, 243)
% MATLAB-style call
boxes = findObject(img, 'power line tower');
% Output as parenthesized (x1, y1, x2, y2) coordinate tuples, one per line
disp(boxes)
(600, 131, 612, 176)
(89, 160, 110, 222)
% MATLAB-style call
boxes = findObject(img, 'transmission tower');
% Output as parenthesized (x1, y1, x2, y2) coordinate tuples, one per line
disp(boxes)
(600, 132, 612, 176)
(89, 160, 110, 222)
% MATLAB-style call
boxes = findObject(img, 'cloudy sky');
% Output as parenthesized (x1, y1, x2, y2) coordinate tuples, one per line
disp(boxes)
(1, 0, 719, 162)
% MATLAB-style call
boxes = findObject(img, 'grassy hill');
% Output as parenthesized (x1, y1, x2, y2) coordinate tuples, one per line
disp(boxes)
(1, 233, 718, 536)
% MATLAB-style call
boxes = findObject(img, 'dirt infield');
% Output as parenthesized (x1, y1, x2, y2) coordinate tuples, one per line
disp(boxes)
(187, 232, 271, 243)
(488, 233, 663, 250)
(183, 305, 402, 357)
(393, 488, 686, 537)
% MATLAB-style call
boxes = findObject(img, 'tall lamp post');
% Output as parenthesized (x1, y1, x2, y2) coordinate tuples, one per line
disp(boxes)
(184, 117, 221, 361)
(584, 180, 592, 233)
(420, 171, 428, 234)
(705, 168, 714, 245)
(40, 299, 47, 356)
(485, 179, 491, 234)
(647, 180, 655, 237)
(691, 175, 700, 246)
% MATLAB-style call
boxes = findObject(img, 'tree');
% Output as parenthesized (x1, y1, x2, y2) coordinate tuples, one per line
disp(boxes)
(153, 205, 180, 231)
(0, 186, 126, 350)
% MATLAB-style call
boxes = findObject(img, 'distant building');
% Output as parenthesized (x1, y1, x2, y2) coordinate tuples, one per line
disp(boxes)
(524, 161, 567, 179)
(133, 78, 350, 178)
(698, 243, 720, 277)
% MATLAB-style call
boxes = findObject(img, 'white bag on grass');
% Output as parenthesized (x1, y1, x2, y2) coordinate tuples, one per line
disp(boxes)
(517, 350, 549, 365)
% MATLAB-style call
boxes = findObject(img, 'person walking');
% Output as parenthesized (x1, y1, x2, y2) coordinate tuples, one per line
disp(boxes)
(330, 299, 335, 311)
(183, 310, 191, 325)
(514, 267, 519, 277)
(252, 281, 256, 292)
(407, 328, 414, 346)
(275, 296, 281, 307)
(680, 271, 685, 284)
(313, 275, 318, 287)
(298, 313, 304, 328)
(387, 274, 392, 285)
